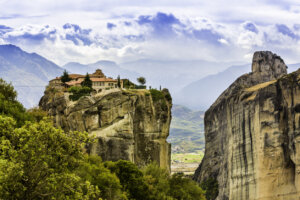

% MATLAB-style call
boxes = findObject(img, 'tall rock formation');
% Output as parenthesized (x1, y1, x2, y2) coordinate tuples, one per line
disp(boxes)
(39, 88, 172, 171)
(194, 51, 300, 199)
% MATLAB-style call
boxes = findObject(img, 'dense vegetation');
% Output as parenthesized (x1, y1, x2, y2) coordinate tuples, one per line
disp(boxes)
(0, 79, 207, 200)
(68, 86, 93, 101)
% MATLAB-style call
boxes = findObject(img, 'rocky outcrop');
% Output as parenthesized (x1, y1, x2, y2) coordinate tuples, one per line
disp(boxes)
(194, 51, 300, 199)
(39, 88, 172, 171)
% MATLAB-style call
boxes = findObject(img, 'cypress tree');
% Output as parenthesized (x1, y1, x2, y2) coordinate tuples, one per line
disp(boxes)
(81, 73, 92, 88)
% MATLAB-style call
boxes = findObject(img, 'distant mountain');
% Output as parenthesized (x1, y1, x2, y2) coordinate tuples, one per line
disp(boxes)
(168, 105, 205, 154)
(63, 60, 140, 82)
(120, 59, 235, 93)
(0, 44, 64, 108)
(174, 64, 250, 110)
(174, 62, 300, 110)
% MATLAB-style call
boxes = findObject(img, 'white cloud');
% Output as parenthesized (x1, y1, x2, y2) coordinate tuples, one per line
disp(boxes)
(0, 1, 299, 65)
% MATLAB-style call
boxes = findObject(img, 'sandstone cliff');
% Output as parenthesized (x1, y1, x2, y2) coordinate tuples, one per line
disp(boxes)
(39, 88, 172, 171)
(194, 51, 300, 200)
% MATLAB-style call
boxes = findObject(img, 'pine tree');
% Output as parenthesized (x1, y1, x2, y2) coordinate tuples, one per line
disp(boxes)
(117, 75, 121, 88)
(61, 70, 71, 83)
(81, 73, 93, 88)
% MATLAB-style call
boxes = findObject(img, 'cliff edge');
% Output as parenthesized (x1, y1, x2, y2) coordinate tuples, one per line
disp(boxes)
(39, 88, 172, 171)
(194, 51, 300, 199)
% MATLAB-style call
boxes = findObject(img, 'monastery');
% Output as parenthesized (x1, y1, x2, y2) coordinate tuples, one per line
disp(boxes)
(49, 69, 123, 92)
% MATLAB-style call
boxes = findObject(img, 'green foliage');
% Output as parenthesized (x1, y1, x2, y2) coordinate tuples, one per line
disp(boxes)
(81, 73, 92, 88)
(142, 163, 172, 200)
(0, 115, 100, 199)
(0, 78, 32, 127)
(142, 163, 206, 200)
(27, 107, 48, 122)
(105, 160, 151, 200)
(149, 89, 165, 102)
(61, 70, 72, 83)
(137, 77, 146, 85)
(117, 75, 121, 88)
(122, 79, 136, 89)
(77, 155, 126, 200)
(200, 178, 219, 200)
(169, 173, 206, 200)
(135, 85, 147, 89)
(68, 86, 93, 101)
(163, 89, 172, 102)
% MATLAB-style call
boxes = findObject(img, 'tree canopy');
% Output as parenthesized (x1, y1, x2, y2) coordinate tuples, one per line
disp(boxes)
(0, 78, 33, 127)
(137, 77, 146, 85)
(61, 70, 72, 83)
(81, 73, 92, 88)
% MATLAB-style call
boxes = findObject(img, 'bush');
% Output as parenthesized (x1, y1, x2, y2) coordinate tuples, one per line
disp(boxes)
(27, 107, 48, 122)
(104, 160, 151, 200)
(200, 178, 219, 200)
(169, 173, 206, 200)
(135, 85, 146, 89)
(77, 156, 126, 200)
(149, 89, 165, 102)
(68, 86, 93, 101)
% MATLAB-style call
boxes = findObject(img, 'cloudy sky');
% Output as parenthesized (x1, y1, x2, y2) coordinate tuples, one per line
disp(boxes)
(1, 0, 300, 66)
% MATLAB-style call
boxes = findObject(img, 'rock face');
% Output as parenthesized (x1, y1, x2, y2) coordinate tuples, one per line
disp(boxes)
(39, 88, 172, 171)
(194, 51, 300, 199)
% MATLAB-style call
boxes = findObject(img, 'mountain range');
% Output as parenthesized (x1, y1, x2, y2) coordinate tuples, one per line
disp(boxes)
(168, 104, 205, 153)
(175, 63, 300, 110)
(0, 44, 299, 111)
(0, 44, 63, 108)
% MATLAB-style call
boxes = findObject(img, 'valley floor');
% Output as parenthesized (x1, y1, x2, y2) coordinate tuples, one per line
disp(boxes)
(171, 152, 203, 174)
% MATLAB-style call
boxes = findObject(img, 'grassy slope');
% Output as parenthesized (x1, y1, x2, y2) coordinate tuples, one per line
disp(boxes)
(168, 105, 205, 164)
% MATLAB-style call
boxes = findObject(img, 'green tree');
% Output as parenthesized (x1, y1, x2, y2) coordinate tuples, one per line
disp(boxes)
(200, 178, 219, 200)
(0, 78, 32, 127)
(142, 162, 172, 200)
(117, 75, 121, 88)
(27, 107, 48, 122)
(68, 86, 93, 101)
(0, 115, 100, 199)
(105, 160, 151, 200)
(169, 173, 206, 200)
(137, 77, 146, 85)
(61, 70, 72, 83)
(81, 73, 93, 88)
(77, 155, 126, 200)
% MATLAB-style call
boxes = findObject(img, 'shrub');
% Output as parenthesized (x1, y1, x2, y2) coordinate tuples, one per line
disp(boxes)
(68, 86, 92, 101)
(200, 178, 219, 200)
(104, 160, 151, 200)
(27, 107, 48, 122)
(169, 173, 206, 200)
(149, 89, 164, 102)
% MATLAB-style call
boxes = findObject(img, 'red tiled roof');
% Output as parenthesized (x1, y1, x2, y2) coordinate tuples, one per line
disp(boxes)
(65, 80, 82, 86)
